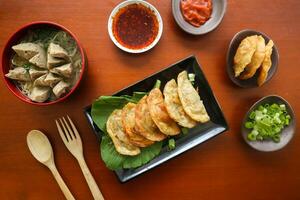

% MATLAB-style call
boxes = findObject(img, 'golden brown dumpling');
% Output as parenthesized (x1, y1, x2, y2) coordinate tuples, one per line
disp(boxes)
(122, 103, 154, 147)
(163, 79, 197, 128)
(257, 40, 274, 86)
(233, 35, 258, 77)
(239, 35, 266, 80)
(135, 96, 166, 141)
(177, 71, 210, 123)
(106, 110, 140, 156)
(147, 88, 181, 136)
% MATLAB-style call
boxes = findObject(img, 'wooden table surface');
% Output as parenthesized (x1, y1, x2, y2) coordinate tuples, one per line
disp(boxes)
(0, 0, 300, 199)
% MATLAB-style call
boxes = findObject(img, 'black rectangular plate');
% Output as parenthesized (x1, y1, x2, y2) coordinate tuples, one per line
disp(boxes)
(84, 55, 229, 183)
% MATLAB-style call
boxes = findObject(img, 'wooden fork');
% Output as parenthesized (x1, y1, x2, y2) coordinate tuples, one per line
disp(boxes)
(56, 116, 104, 200)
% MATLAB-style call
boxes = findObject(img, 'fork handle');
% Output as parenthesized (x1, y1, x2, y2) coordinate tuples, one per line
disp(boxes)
(48, 164, 76, 200)
(77, 157, 104, 200)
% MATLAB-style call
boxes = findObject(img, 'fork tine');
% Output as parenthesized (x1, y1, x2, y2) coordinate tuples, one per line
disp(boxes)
(62, 117, 75, 140)
(59, 118, 73, 141)
(67, 115, 81, 140)
(56, 119, 69, 143)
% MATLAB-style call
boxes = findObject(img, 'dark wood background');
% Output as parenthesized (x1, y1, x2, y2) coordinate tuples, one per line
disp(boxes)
(0, 0, 299, 199)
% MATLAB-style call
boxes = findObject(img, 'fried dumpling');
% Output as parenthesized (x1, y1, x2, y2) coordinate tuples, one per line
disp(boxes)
(106, 110, 140, 156)
(29, 86, 50, 102)
(5, 67, 31, 81)
(29, 68, 48, 80)
(52, 81, 69, 98)
(239, 35, 266, 80)
(12, 43, 41, 60)
(257, 40, 274, 86)
(48, 43, 69, 59)
(177, 71, 210, 123)
(135, 96, 166, 141)
(122, 103, 154, 147)
(50, 63, 73, 78)
(147, 88, 180, 136)
(163, 79, 197, 128)
(233, 35, 258, 77)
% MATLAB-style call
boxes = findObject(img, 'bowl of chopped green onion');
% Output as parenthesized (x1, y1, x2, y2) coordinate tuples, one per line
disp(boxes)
(242, 95, 295, 152)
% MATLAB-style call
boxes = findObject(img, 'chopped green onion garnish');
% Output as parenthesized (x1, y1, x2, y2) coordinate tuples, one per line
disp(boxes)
(168, 138, 176, 150)
(153, 80, 161, 89)
(248, 133, 256, 141)
(245, 121, 254, 129)
(245, 103, 291, 143)
(249, 111, 256, 119)
(23, 63, 32, 72)
(181, 127, 189, 135)
(280, 104, 286, 110)
(188, 73, 196, 85)
(188, 73, 195, 81)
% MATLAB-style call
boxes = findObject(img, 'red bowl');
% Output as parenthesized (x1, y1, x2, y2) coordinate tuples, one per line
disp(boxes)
(1, 21, 86, 106)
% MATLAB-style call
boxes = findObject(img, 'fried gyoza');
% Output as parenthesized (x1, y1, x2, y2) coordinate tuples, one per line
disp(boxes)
(147, 88, 181, 136)
(233, 35, 258, 77)
(106, 110, 140, 156)
(163, 79, 197, 128)
(122, 103, 154, 147)
(257, 40, 274, 86)
(177, 71, 210, 123)
(239, 35, 266, 80)
(135, 96, 166, 141)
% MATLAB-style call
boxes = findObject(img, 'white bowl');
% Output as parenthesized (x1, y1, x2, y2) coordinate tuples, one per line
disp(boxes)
(108, 0, 163, 53)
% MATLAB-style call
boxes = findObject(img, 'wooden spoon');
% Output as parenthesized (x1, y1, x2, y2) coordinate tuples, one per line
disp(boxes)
(27, 130, 75, 200)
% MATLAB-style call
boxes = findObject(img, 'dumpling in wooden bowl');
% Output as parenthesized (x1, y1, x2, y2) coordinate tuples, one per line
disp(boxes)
(106, 109, 140, 156)
(177, 71, 210, 123)
(135, 96, 166, 141)
(163, 79, 197, 128)
(122, 102, 154, 147)
(147, 88, 180, 136)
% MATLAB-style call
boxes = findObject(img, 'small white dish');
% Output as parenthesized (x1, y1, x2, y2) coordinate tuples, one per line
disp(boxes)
(108, 0, 163, 53)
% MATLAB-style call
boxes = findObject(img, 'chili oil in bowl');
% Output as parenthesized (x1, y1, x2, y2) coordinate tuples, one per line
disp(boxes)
(108, 0, 163, 53)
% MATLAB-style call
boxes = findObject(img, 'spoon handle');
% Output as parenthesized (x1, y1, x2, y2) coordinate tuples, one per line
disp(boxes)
(49, 164, 75, 200)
